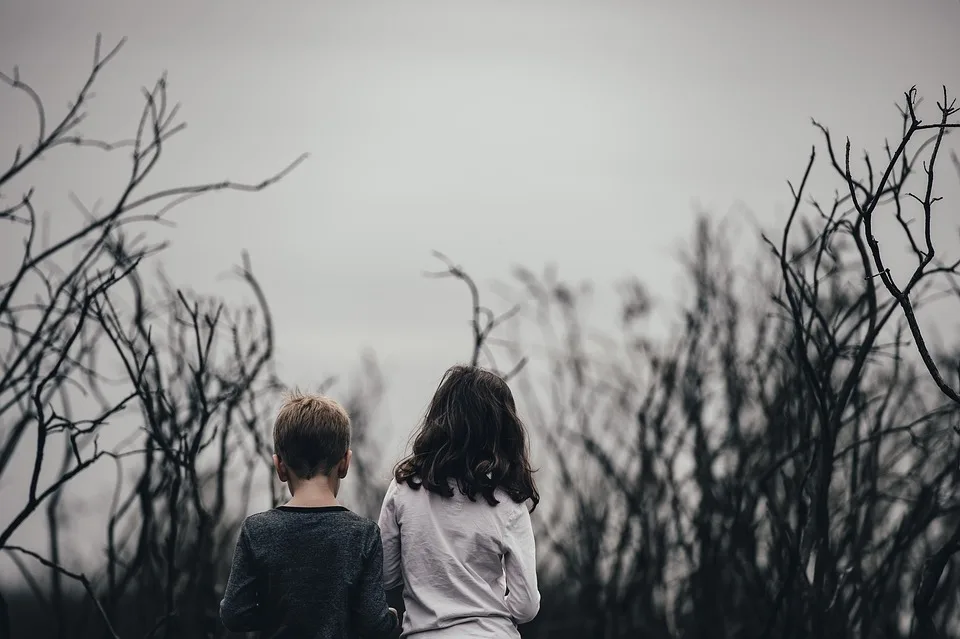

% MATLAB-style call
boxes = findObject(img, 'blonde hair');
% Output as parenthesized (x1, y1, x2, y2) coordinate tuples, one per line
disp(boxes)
(273, 390, 351, 479)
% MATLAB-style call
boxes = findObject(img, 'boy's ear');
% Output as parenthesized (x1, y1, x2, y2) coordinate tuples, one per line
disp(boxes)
(273, 454, 289, 483)
(338, 449, 352, 479)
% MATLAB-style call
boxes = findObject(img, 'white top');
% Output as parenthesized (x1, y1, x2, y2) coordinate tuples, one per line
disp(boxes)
(377, 478, 540, 638)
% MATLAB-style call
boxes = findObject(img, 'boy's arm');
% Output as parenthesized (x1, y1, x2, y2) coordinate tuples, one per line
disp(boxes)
(351, 524, 402, 638)
(220, 521, 264, 632)
(385, 585, 405, 620)
(503, 504, 541, 625)
(377, 479, 403, 591)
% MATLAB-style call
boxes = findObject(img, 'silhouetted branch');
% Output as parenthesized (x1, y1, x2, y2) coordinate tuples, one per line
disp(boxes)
(0, 33, 303, 639)
(2, 546, 120, 639)
(425, 251, 527, 380)
(833, 87, 960, 408)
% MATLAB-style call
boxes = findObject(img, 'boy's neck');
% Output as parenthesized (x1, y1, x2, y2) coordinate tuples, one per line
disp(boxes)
(284, 474, 341, 508)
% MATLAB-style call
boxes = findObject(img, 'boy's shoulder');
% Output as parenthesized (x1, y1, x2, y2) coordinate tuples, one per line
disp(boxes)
(241, 506, 378, 538)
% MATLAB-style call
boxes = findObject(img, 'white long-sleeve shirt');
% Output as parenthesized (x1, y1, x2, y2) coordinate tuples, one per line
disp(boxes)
(377, 478, 540, 638)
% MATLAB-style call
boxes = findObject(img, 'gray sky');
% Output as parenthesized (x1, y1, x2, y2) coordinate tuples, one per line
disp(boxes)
(2, 0, 959, 576)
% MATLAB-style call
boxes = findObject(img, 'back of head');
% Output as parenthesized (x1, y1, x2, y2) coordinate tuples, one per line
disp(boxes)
(394, 365, 539, 510)
(273, 391, 351, 479)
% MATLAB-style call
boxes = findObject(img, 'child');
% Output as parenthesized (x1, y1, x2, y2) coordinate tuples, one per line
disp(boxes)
(220, 391, 401, 638)
(377, 365, 541, 638)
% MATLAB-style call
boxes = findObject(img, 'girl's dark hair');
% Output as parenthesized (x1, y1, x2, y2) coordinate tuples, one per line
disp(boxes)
(394, 365, 539, 511)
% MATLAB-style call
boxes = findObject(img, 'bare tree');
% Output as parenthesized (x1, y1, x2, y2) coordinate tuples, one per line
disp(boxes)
(440, 88, 960, 638)
(786, 86, 960, 638)
(485, 212, 957, 638)
(424, 251, 527, 381)
(84, 259, 284, 638)
(820, 87, 960, 408)
(0, 34, 303, 638)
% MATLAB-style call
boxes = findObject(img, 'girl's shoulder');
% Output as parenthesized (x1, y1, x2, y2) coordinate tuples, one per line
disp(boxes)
(382, 477, 407, 505)
(496, 492, 534, 519)
(386, 476, 532, 518)
(383, 476, 420, 503)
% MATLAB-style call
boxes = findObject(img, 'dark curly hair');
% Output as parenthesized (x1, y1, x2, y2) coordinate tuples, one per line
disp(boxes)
(394, 365, 539, 511)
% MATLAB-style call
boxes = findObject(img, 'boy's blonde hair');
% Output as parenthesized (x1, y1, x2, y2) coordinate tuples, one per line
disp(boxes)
(273, 390, 351, 479)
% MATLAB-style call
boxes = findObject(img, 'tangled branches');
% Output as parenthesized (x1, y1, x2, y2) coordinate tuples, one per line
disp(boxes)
(0, 35, 303, 638)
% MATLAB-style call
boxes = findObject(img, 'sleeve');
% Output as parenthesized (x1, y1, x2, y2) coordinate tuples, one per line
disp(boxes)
(352, 524, 402, 638)
(503, 504, 541, 625)
(220, 521, 264, 632)
(377, 479, 404, 590)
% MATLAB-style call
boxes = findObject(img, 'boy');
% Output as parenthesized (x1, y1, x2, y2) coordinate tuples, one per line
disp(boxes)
(220, 391, 401, 638)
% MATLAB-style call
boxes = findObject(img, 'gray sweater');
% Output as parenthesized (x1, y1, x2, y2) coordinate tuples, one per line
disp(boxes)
(220, 505, 401, 639)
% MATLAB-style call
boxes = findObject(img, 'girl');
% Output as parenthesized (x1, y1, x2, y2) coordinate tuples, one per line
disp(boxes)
(378, 365, 541, 638)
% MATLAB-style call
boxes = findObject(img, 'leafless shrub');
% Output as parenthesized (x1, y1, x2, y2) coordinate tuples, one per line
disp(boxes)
(0, 35, 303, 638)
(486, 89, 960, 639)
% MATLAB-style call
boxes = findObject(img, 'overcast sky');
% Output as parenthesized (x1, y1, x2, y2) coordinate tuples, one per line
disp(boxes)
(2, 0, 959, 576)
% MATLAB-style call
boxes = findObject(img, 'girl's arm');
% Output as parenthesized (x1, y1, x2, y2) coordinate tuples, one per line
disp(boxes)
(503, 504, 540, 625)
(220, 522, 264, 632)
(377, 479, 404, 591)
